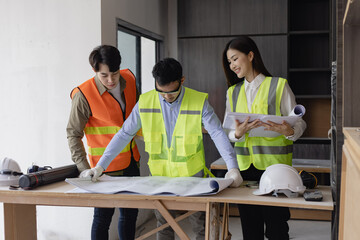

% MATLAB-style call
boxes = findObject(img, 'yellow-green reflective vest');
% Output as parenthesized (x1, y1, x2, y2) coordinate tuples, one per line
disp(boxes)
(138, 87, 207, 177)
(228, 77, 293, 171)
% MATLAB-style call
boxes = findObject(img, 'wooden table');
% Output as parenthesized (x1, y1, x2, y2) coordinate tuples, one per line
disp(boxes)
(210, 158, 332, 221)
(0, 181, 333, 240)
(210, 158, 331, 173)
(339, 128, 360, 239)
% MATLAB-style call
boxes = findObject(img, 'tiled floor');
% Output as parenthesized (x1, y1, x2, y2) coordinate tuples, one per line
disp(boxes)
(136, 215, 331, 240)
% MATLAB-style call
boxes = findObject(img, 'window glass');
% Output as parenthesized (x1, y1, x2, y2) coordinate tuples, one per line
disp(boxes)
(141, 37, 156, 93)
(117, 31, 137, 76)
(117, 22, 162, 94)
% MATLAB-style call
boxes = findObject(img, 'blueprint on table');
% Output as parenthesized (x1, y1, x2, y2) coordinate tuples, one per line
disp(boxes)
(65, 176, 233, 196)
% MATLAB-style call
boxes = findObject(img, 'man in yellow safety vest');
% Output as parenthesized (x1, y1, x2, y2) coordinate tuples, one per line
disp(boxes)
(81, 58, 243, 240)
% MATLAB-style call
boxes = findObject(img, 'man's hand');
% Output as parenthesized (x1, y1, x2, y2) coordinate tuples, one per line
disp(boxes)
(225, 168, 243, 187)
(79, 165, 104, 182)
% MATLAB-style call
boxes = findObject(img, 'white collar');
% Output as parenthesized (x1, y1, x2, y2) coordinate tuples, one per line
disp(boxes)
(244, 73, 266, 89)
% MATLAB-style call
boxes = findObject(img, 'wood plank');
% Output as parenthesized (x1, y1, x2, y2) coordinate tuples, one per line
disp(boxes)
(343, 0, 360, 25)
(341, 145, 360, 240)
(343, 12, 360, 126)
(178, 0, 230, 37)
(297, 98, 331, 138)
(205, 202, 220, 240)
(289, 209, 331, 221)
(136, 211, 196, 240)
(153, 200, 190, 240)
(338, 146, 348, 240)
(224, 204, 331, 221)
(343, 128, 360, 170)
(339, 128, 360, 239)
(0, 182, 333, 211)
(210, 158, 331, 173)
(211, 163, 330, 173)
(4, 203, 37, 240)
(230, 0, 288, 34)
(0, 180, 333, 239)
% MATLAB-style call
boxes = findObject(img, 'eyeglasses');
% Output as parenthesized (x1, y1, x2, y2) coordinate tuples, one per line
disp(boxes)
(0, 169, 23, 176)
(155, 81, 182, 94)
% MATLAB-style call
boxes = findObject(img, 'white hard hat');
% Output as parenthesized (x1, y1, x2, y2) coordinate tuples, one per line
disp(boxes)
(0, 157, 23, 186)
(253, 164, 305, 197)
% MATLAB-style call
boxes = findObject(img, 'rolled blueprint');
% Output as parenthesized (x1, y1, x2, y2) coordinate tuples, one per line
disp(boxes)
(289, 104, 306, 117)
(19, 164, 79, 189)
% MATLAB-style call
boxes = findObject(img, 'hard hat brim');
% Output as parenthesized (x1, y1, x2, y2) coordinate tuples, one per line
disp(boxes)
(0, 177, 19, 186)
(253, 189, 271, 195)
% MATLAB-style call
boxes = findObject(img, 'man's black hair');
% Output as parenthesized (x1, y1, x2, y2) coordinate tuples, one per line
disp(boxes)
(152, 58, 183, 86)
(89, 45, 121, 72)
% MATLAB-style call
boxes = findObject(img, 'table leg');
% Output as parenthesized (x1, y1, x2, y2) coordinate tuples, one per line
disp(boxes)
(136, 211, 196, 240)
(4, 203, 37, 240)
(153, 200, 190, 240)
(221, 203, 232, 240)
(205, 202, 220, 240)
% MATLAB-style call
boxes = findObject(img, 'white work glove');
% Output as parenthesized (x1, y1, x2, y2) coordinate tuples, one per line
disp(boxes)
(79, 165, 104, 182)
(225, 168, 243, 187)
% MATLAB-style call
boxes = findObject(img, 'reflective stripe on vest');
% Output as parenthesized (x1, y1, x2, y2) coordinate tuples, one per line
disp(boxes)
(231, 82, 243, 112)
(84, 126, 120, 135)
(228, 77, 293, 170)
(252, 145, 293, 155)
(88, 140, 137, 156)
(140, 108, 161, 113)
(234, 146, 250, 156)
(71, 69, 140, 172)
(138, 87, 207, 177)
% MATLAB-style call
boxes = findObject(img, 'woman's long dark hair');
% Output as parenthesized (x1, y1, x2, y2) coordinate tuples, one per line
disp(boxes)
(222, 36, 272, 88)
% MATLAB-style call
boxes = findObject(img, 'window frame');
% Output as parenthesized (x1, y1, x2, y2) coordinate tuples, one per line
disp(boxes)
(116, 18, 164, 93)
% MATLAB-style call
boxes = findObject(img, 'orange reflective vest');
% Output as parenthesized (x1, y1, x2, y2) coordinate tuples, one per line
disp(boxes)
(71, 69, 140, 172)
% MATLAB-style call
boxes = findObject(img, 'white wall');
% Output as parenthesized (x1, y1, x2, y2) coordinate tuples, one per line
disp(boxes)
(0, 0, 176, 239)
(0, 0, 101, 239)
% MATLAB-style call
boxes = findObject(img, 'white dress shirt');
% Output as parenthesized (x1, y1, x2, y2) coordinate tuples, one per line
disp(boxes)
(225, 73, 307, 142)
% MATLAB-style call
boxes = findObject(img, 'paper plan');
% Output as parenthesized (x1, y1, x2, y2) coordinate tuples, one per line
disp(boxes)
(65, 175, 233, 196)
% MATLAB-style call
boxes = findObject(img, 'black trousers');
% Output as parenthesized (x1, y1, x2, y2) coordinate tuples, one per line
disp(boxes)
(91, 157, 140, 240)
(238, 165, 290, 240)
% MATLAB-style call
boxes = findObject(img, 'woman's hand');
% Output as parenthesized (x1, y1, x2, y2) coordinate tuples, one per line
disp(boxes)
(262, 120, 294, 136)
(234, 117, 262, 139)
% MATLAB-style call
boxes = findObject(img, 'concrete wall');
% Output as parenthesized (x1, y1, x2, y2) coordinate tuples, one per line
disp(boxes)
(0, 0, 173, 239)
(100, 0, 177, 57)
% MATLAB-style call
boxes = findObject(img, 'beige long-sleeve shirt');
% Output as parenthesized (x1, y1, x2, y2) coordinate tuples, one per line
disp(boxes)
(66, 74, 139, 172)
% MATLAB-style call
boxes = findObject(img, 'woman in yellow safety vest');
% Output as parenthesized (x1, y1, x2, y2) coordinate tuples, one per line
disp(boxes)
(222, 36, 307, 240)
